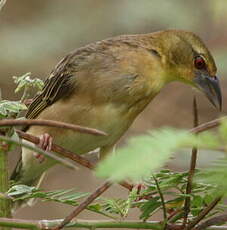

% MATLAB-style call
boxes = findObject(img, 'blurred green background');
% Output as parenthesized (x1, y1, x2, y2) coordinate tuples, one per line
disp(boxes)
(1, 0, 226, 224)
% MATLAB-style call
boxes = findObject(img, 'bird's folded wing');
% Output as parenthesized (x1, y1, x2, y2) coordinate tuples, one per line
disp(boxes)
(26, 57, 75, 119)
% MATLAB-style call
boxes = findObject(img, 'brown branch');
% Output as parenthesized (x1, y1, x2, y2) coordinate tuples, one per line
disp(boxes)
(0, 119, 107, 136)
(16, 130, 133, 191)
(195, 214, 227, 230)
(16, 130, 93, 169)
(183, 97, 199, 227)
(53, 181, 112, 230)
(189, 117, 226, 134)
(186, 196, 222, 230)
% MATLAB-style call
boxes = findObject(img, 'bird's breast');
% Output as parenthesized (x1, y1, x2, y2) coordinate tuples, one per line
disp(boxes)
(27, 87, 157, 155)
(28, 102, 134, 154)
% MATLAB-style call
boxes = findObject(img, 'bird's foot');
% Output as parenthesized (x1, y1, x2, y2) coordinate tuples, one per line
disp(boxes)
(34, 133, 53, 163)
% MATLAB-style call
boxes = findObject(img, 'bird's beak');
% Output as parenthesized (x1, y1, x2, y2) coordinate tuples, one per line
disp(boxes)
(193, 73, 222, 110)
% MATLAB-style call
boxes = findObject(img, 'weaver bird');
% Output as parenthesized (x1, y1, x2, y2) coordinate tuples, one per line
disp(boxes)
(11, 30, 222, 187)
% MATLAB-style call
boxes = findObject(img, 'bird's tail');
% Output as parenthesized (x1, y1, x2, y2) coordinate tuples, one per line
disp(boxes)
(10, 157, 23, 184)
(10, 157, 44, 187)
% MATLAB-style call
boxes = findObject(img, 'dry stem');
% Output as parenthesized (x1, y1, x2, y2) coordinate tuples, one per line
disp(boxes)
(0, 119, 107, 136)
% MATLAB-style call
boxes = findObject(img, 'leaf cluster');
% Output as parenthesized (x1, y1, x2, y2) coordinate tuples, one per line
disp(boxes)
(138, 170, 222, 222)
(0, 100, 27, 118)
(7, 185, 127, 219)
(13, 72, 44, 93)
(96, 122, 227, 183)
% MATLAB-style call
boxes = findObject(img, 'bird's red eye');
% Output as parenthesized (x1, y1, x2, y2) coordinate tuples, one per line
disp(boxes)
(194, 56, 206, 69)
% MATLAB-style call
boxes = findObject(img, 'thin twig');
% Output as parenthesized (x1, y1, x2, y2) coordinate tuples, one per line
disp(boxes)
(189, 117, 226, 134)
(186, 196, 222, 230)
(16, 130, 133, 191)
(183, 97, 199, 227)
(2, 114, 223, 138)
(0, 135, 77, 170)
(196, 214, 227, 230)
(0, 119, 107, 136)
(54, 181, 113, 230)
(153, 175, 167, 224)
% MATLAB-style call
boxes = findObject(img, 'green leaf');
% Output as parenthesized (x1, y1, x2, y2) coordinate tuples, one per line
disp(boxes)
(123, 187, 138, 217)
(13, 72, 44, 93)
(0, 100, 27, 117)
(102, 198, 128, 217)
(8, 185, 37, 196)
(204, 193, 216, 205)
(192, 195, 203, 207)
(139, 197, 161, 221)
(196, 158, 227, 196)
(101, 188, 138, 218)
(8, 185, 115, 218)
(87, 203, 116, 219)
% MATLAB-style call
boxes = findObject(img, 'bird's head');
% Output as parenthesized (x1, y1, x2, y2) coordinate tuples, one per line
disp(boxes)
(150, 30, 222, 110)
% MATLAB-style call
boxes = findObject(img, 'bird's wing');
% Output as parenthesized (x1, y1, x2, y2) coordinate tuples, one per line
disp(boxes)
(26, 56, 75, 119)
(10, 62, 75, 182)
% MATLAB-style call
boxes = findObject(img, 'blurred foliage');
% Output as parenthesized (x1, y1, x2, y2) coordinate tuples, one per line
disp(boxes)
(197, 121, 227, 196)
(96, 129, 192, 182)
(96, 123, 225, 182)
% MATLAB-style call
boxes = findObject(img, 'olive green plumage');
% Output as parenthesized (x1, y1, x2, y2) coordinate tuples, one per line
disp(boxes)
(11, 30, 221, 193)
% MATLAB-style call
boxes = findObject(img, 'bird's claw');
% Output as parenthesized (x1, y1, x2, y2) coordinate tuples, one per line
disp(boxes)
(34, 133, 53, 163)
